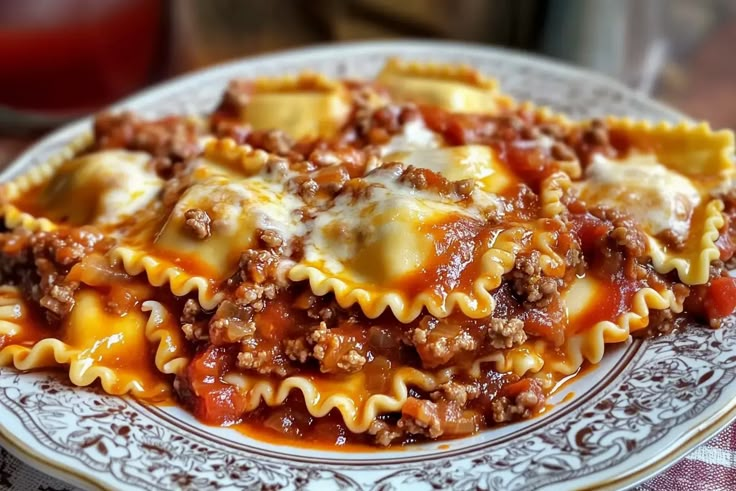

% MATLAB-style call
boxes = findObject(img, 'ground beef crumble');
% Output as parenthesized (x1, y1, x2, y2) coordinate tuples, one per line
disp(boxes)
(0, 227, 110, 322)
(363, 374, 545, 446)
(236, 346, 290, 377)
(283, 337, 310, 363)
(487, 318, 527, 349)
(582, 119, 609, 147)
(569, 203, 650, 279)
(368, 419, 403, 447)
(94, 112, 202, 166)
(360, 104, 421, 144)
(491, 389, 541, 423)
(230, 249, 283, 287)
(397, 400, 443, 439)
(430, 381, 481, 407)
(508, 250, 560, 308)
(280, 321, 368, 374)
(411, 316, 479, 368)
(310, 324, 367, 373)
(250, 129, 294, 156)
(180, 298, 209, 342)
(183, 208, 211, 239)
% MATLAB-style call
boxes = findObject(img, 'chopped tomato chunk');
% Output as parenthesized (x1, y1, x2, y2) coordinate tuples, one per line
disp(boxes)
(186, 346, 246, 425)
(570, 213, 610, 253)
(705, 277, 736, 322)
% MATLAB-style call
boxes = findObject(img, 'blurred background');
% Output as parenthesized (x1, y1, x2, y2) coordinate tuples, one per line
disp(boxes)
(1, 0, 735, 164)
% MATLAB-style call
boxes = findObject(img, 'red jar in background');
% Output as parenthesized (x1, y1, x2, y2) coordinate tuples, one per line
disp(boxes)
(0, 0, 165, 129)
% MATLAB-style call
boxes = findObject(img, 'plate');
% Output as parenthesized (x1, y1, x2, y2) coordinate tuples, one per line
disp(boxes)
(1, 40, 735, 491)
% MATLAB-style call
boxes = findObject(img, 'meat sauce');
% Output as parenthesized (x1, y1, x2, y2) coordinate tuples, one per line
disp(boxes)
(1, 88, 734, 449)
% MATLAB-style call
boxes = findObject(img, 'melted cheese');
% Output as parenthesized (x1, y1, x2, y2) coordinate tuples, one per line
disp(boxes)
(155, 175, 305, 278)
(289, 169, 528, 321)
(385, 145, 518, 194)
(303, 178, 480, 285)
(380, 119, 443, 156)
(39, 150, 163, 226)
(576, 153, 701, 238)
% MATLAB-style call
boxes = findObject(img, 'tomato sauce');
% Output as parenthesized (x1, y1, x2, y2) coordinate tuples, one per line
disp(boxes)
(392, 215, 486, 299)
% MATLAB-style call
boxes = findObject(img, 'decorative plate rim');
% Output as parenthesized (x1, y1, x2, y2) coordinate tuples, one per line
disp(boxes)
(1, 40, 732, 491)
(3, 390, 735, 491)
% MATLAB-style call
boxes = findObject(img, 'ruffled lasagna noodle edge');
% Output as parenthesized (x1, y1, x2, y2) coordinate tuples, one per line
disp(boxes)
(602, 117, 734, 285)
(1, 132, 94, 232)
(289, 227, 525, 323)
(603, 117, 735, 176)
(0, 286, 188, 397)
(540, 171, 572, 218)
(540, 285, 684, 375)
(648, 199, 724, 286)
(288, 173, 570, 322)
(110, 246, 225, 311)
(221, 283, 680, 433)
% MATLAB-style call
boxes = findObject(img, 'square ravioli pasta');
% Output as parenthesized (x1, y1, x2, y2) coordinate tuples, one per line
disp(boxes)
(0, 58, 735, 448)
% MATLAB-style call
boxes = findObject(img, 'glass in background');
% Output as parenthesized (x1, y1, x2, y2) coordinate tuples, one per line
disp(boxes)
(0, 0, 167, 134)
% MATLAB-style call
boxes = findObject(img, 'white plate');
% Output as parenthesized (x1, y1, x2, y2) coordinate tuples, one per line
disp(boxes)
(1, 40, 735, 491)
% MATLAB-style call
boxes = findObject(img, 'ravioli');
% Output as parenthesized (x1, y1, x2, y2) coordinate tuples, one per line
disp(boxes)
(0, 284, 185, 398)
(290, 166, 556, 322)
(575, 118, 736, 284)
(155, 174, 305, 278)
(377, 58, 513, 114)
(576, 153, 701, 239)
(238, 73, 352, 140)
(385, 144, 519, 194)
(18, 149, 163, 227)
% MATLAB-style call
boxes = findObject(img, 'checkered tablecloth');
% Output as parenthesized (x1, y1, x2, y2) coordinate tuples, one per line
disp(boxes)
(2, 424, 736, 490)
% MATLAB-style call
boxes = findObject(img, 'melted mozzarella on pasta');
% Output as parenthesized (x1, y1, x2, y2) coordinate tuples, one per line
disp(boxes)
(289, 167, 526, 321)
(385, 144, 518, 194)
(302, 175, 481, 285)
(39, 150, 163, 226)
(576, 153, 702, 238)
(380, 119, 443, 156)
(155, 175, 305, 277)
